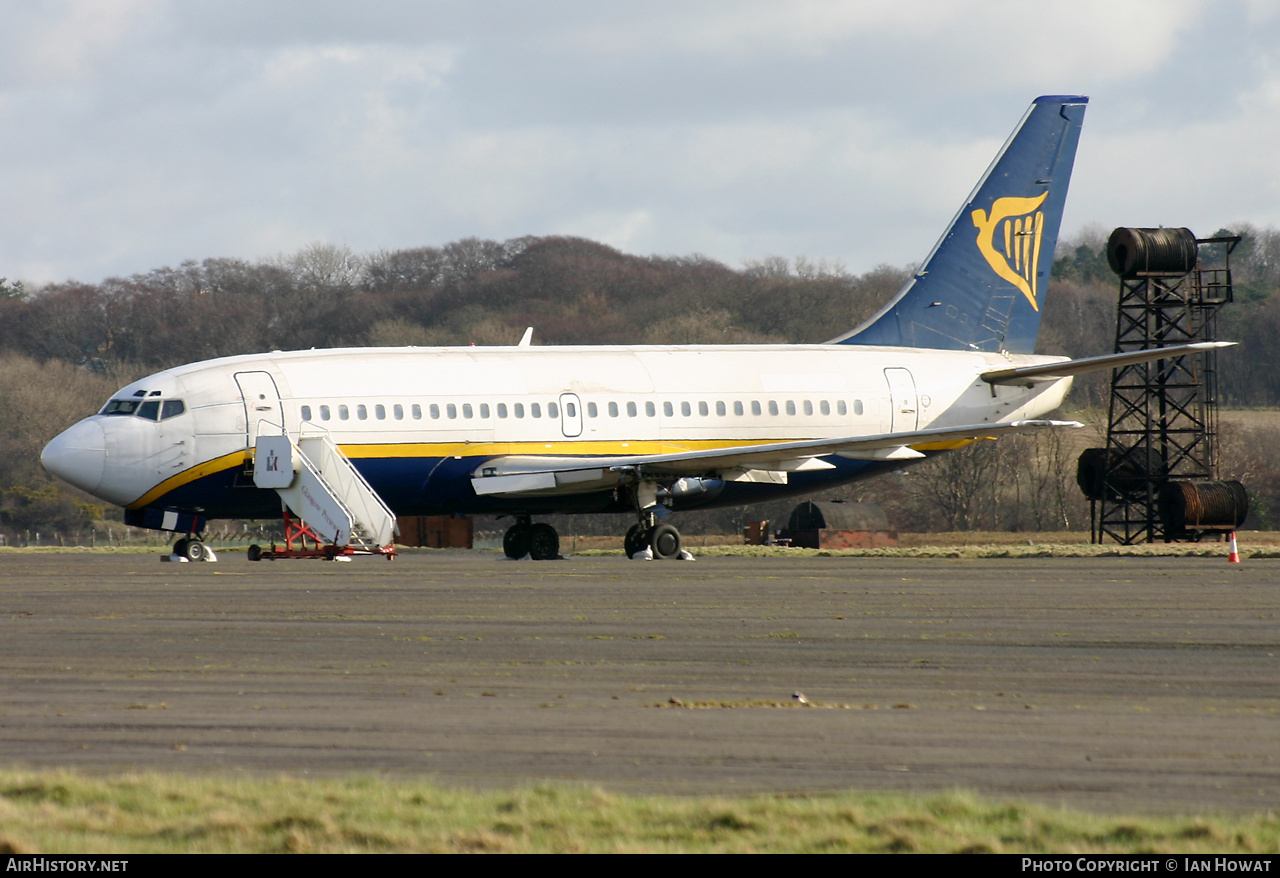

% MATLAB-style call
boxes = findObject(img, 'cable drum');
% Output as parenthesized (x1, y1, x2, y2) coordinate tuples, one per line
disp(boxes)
(1076, 448, 1110, 501)
(1107, 227, 1198, 278)
(1157, 480, 1249, 535)
(1076, 447, 1159, 501)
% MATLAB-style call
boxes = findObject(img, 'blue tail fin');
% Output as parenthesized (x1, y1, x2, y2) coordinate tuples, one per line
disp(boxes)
(831, 95, 1087, 353)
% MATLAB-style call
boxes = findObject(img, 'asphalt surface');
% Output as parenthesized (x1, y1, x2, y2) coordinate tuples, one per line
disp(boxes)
(1, 550, 1277, 814)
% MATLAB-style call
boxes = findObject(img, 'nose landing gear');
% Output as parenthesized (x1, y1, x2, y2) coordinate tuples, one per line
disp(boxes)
(170, 535, 216, 562)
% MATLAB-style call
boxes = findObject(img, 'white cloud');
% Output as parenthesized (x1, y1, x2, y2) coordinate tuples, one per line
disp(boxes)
(559, 0, 1205, 79)
(1069, 74, 1280, 239)
(1, 0, 163, 86)
(1, 1, 1277, 285)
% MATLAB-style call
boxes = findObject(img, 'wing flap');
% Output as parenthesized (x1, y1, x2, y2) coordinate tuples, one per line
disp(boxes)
(837, 446, 927, 461)
(468, 419, 1081, 498)
(470, 471, 558, 496)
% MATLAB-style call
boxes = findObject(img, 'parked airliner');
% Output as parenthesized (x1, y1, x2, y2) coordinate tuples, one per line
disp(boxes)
(39, 95, 1226, 560)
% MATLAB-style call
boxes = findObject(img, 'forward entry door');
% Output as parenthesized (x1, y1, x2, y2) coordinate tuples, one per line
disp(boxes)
(234, 371, 285, 448)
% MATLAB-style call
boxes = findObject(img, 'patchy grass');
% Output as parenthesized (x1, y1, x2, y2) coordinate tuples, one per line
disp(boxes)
(0, 545, 161, 554)
(0, 770, 1276, 853)
(573, 530, 1280, 558)
(653, 698, 856, 709)
(8, 531, 1280, 558)
(577, 543, 1260, 559)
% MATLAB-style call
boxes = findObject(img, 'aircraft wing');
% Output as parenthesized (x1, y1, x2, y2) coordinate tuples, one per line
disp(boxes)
(470, 418, 1082, 498)
(980, 342, 1235, 386)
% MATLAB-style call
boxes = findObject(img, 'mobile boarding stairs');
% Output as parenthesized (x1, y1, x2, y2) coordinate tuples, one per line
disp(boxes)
(250, 426, 398, 560)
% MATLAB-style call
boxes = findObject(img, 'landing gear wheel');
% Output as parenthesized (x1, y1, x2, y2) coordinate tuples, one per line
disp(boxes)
(503, 524, 532, 559)
(529, 523, 560, 560)
(182, 539, 207, 562)
(173, 537, 189, 558)
(650, 523, 682, 560)
(624, 524, 647, 558)
(247, 544, 263, 562)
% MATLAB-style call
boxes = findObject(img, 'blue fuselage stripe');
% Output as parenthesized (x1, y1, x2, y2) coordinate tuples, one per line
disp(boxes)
(145, 453, 899, 520)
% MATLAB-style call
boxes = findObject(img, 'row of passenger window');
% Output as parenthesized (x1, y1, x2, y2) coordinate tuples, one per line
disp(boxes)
(299, 398, 865, 423)
(303, 402, 537, 422)
(590, 399, 864, 418)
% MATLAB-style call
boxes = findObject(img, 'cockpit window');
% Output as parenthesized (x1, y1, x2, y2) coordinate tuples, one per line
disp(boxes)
(99, 398, 186, 420)
(101, 399, 141, 416)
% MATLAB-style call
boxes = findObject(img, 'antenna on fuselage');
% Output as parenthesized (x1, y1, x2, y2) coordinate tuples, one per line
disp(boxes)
(518, 327, 534, 347)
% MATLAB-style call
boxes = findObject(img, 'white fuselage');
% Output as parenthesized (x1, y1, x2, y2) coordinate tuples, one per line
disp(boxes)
(42, 342, 1072, 522)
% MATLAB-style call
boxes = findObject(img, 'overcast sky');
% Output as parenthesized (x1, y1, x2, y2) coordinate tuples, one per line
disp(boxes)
(2, 0, 1278, 285)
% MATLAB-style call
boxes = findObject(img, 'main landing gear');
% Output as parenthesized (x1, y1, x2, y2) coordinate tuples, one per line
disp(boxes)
(503, 516, 561, 561)
(620, 477, 691, 560)
(500, 503, 689, 561)
(624, 515, 684, 560)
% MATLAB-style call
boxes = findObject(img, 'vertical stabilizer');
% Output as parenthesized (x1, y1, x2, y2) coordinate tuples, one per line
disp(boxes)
(831, 95, 1087, 353)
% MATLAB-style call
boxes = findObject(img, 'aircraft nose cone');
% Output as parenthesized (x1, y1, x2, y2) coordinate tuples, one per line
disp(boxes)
(41, 419, 106, 494)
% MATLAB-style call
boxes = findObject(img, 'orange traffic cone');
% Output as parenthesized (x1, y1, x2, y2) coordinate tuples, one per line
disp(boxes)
(1228, 531, 1241, 564)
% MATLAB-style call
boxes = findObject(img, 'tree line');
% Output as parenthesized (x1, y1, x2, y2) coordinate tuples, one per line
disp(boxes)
(3, 224, 1279, 538)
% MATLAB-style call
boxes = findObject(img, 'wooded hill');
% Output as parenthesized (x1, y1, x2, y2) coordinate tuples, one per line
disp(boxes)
(3, 224, 1278, 538)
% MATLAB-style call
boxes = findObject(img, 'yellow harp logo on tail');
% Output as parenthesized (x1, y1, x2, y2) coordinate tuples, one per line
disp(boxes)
(971, 192, 1049, 312)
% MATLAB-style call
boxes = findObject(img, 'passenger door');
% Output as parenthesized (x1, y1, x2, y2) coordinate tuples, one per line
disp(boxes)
(234, 371, 285, 448)
(883, 368, 919, 432)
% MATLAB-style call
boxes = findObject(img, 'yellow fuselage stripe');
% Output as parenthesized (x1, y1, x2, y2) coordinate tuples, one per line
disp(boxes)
(129, 449, 251, 509)
(126, 436, 983, 510)
(126, 439, 779, 509)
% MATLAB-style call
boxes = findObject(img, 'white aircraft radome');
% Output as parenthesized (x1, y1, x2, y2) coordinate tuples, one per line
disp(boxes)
(39, 95, 1229, 561)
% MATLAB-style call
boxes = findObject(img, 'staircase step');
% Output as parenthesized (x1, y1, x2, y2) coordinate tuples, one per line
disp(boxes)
(257, 432, 398, 551)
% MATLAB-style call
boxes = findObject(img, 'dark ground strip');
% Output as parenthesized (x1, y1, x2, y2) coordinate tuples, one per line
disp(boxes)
(0, 551, 1276, 814)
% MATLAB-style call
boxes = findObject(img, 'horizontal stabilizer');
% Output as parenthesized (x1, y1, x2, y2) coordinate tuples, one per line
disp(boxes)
(981, 342, 1235, 386)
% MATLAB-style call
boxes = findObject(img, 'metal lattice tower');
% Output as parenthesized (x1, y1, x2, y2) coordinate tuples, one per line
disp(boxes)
(1094, 230, 1237, 544)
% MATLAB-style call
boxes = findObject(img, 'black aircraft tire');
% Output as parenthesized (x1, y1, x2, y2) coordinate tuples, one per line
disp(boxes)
(528, 522, 560, 561)
(503, 525, 532, 560)
(624, 524, 647, 558)
(247, 544, 262, 562)
(173, 538, 189, 558)
(183, 539, 207, 562)
(650, 523, 682, 560)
